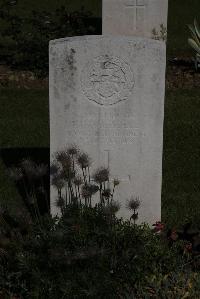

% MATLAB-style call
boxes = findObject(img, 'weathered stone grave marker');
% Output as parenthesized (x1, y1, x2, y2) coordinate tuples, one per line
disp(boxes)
(103, 0, 168, 38)
(49, 36, 166, 223)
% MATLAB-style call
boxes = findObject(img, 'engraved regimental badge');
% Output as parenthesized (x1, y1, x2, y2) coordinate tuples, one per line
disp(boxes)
(81, 55, 134, 106)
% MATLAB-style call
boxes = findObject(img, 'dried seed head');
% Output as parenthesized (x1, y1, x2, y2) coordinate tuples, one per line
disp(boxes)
(56, 197, 65, 208)
(81, 185, 91, 199)
(55, 151, 72, 169)
(67, 145, 79, 156)
(35, 164, 48, 178)
(73, 175, 83, 186)
(60, 168, 76, 181)
(8, 167, 23, 181)
(102, 188, 111, 199)
(77, 152, 91, 169)
(93, 167, 109, 184)
(88, 184, 99, 195)
(50, 163, 59, 176)
(113, 178, 120, 187)
(81, 184, 98, 198)
(21, 158, 37, 179)
(51, 175, 65, 190)
(103, 201, 121, 215)
(127, 196, 140, 211)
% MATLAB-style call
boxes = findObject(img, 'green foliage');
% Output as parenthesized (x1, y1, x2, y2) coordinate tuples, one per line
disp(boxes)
(167, 0, 200, 58)
(1, 148, 200, 298)
(0, 0, 100, 77)
(0, 89, 49, 148)
(188, 19, 200, 69)
(0, 203, 200, 299)
(151, 24, 167, 42)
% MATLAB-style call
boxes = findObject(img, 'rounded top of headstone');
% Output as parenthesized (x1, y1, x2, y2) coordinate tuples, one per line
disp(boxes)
(49, 35, 166, 47)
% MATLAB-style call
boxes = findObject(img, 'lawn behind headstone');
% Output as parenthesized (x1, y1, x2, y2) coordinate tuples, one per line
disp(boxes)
(162, 89, 200, 227)
(1, 88, 200, 227)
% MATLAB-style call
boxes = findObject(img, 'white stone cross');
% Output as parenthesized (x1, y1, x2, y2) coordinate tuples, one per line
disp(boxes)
(124, 0, 146, 31)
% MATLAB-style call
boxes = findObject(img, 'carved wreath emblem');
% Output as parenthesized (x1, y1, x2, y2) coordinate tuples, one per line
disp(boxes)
(81, 55, 134, 106)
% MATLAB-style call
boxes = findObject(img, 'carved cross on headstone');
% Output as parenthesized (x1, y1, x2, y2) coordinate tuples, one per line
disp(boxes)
(104, 149, 110, 170)
(124, 0, 146, 31)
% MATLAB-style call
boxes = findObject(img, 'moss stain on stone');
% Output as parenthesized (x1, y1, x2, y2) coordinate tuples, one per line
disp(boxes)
(66, 48, 77, 73)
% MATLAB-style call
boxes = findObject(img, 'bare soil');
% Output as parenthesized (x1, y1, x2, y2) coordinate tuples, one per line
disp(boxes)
(166, 58, 200, 89)
(0, 60, 200, 90)
(0, 65, 48, 89)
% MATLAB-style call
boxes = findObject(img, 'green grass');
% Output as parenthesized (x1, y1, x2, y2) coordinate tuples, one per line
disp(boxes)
(0, 89, 49, 148)
(5, 0, 102, 17)
(162, 89, 200, 227)
(1, 88, 200, 227)
(0, 88, 49, 210)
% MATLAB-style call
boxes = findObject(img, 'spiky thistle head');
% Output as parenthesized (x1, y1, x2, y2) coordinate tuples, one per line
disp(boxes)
(50, 162, 59, 176)
(73, 175, 83, 186)
(34, 164, 48, 178)
(20, 159, 48, 179)
(126, 196, 140, 211)
(67, 145, 79, 156)
(93, 167, 109, 184)
(51, 175, 65, 190)
(77, 152, 91, 169)
(113, 178, 120, 187)
(55, 150, 72, 170)
(60, 168, 76, 181)
(56, 197, 65, 208)
(102, 188, 111, 199)
(21, 158, 37, 179)
(103, 201, 121, 215)
(81, 184, 99, 198)
(7, 167, 23, 181)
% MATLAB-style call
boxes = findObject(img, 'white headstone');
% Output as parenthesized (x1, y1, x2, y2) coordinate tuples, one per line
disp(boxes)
(102, 0, 168, 39)
(49, 36, 166, 224)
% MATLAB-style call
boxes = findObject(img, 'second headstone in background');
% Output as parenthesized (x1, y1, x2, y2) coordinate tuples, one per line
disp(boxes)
(103, 0, 168, 39)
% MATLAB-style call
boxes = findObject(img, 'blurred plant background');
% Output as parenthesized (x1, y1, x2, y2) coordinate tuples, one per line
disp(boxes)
(0, 0, 101, 77)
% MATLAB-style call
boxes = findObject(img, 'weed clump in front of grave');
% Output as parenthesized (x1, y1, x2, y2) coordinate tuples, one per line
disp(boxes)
(3, 148, 200, 298)
(51, 145, 120, 213)
(127, 196, 141, 225)
(7, 158, 49, 219)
